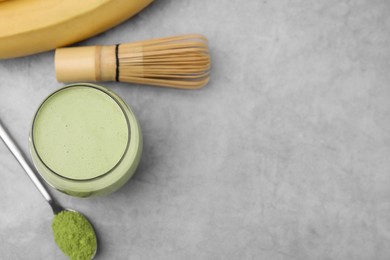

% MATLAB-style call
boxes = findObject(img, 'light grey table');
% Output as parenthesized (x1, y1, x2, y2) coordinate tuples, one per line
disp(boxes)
(1, 1, 389, 259)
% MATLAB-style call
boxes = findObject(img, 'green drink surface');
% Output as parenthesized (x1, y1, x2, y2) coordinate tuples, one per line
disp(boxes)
(33, 86, 129, 180)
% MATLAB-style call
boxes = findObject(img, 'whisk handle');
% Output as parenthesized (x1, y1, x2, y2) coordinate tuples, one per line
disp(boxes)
(55, 45, 116, 82)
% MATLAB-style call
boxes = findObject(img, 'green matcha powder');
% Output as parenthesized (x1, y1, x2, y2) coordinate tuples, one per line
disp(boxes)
(52, 211, 97, 260)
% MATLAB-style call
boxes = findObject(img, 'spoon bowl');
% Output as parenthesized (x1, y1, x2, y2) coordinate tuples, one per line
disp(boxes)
(53, 209, 98, 259)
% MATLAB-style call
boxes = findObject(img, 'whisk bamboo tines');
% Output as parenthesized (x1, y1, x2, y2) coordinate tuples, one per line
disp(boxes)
(55, 34, 210, 89)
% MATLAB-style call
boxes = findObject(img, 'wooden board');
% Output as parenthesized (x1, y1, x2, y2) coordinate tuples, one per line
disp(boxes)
(0, 0, 153, 58)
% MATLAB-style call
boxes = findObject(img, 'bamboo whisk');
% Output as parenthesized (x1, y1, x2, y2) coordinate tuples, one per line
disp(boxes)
(55, 34, 210, 89)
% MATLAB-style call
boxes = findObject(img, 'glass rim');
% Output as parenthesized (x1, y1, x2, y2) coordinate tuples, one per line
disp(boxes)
(30, 83, 131, 182)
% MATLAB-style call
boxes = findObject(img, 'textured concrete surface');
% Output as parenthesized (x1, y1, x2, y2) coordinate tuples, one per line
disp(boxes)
(1, 0, 390, 259)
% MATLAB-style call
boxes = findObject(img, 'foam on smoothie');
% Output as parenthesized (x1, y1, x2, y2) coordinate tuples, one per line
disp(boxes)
(33, 86, 129, 180)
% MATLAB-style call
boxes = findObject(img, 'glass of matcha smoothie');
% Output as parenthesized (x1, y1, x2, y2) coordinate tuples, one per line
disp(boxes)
(29, 83, 142, 197)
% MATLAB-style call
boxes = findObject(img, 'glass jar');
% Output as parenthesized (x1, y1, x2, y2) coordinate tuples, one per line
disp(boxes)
(29, 83, 142, 197)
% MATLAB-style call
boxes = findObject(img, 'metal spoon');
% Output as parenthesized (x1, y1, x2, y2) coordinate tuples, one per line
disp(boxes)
(0, 118, 97, 259)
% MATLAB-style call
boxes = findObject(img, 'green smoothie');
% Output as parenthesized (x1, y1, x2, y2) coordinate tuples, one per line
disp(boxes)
(30, 84, 142, 197)
(33, 86, 128, 180)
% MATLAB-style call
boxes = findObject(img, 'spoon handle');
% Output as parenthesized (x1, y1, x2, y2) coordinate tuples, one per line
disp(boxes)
(0, 119, 54, 204)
